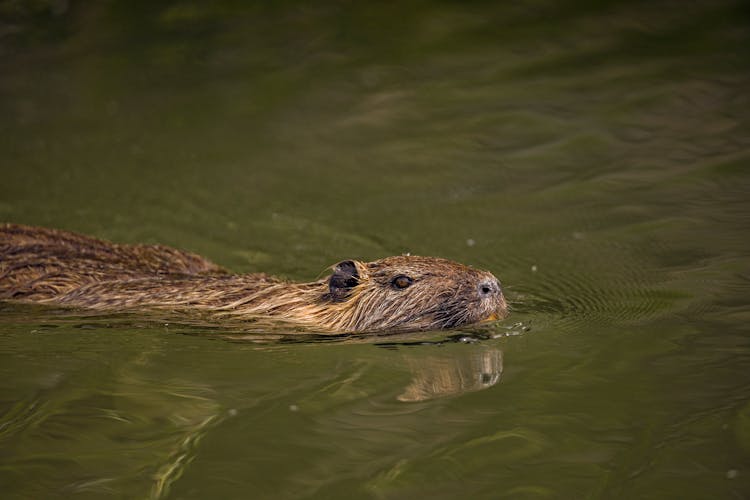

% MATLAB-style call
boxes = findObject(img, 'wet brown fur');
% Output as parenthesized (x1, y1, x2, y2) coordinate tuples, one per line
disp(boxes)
(0, 224, 507, 333)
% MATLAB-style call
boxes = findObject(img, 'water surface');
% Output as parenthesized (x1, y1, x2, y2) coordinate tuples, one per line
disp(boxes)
(1, 1, 749, 498)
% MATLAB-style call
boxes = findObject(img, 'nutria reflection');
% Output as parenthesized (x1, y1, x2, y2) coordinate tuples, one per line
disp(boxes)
(398, 348, 503, 402)
(0, 224, 508, 334)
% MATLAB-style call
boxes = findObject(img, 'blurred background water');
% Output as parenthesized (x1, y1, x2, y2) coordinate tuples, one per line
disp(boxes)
(1, 1, 749, 498)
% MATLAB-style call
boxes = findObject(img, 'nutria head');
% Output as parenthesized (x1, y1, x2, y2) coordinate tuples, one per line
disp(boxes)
(309, 255, 507, 333)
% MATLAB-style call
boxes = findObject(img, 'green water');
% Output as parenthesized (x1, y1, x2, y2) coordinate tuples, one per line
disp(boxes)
(1, 1, 749, 498)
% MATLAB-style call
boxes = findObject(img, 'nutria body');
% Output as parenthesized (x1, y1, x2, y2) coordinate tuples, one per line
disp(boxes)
(0, 224, 507, 333)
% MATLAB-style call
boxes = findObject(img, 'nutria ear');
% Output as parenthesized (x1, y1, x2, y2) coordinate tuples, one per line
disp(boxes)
(328, 260, 360, 301)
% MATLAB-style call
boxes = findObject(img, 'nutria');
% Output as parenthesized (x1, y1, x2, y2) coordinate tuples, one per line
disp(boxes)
(0, 223, 508, 333)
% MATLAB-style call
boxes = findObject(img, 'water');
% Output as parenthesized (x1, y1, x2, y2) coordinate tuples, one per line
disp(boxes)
(1, 1, 749, 498)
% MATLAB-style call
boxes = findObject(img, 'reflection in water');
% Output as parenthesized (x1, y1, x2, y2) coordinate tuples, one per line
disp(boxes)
(148, 399, 222, 500)
(0, 345, 225, 500)
(398, 348, 503, 402)
(120, 350, 226, 500)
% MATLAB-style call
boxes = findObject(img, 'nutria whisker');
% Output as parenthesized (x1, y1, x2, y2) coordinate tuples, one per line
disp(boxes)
(0, 224, 508, 334)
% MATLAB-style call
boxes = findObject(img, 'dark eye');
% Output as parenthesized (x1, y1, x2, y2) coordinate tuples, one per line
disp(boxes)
(391, 275, 413, 289)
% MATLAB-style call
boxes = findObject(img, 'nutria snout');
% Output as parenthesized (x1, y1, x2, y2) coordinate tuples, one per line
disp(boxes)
(0, 224, 508, 333)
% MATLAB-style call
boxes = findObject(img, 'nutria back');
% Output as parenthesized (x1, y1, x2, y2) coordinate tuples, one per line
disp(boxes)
(0, 224, 508, 333)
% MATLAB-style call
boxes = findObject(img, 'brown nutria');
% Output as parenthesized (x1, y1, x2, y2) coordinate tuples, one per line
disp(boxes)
(0, 223, 508, 333)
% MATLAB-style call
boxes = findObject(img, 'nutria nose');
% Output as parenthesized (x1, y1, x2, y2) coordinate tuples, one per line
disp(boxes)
(478, 278, 501, 298)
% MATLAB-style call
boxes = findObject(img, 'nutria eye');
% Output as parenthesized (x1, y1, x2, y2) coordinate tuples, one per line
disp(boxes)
(392, 275, 413, 289)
